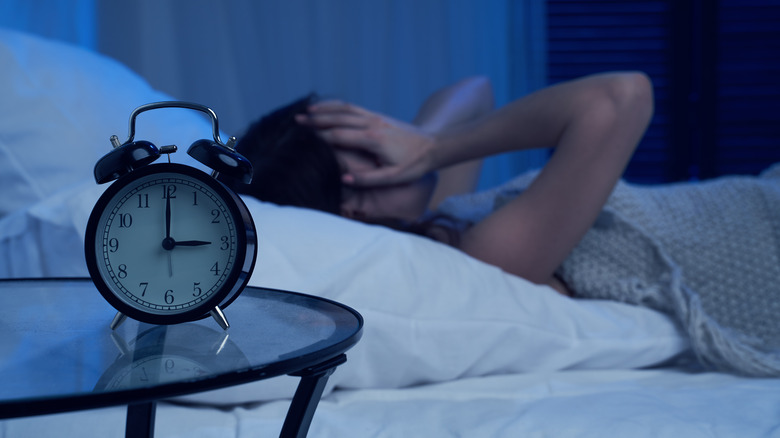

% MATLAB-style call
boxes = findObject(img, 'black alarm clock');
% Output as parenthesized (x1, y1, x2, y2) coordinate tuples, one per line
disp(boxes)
(85, 102, 257, 331)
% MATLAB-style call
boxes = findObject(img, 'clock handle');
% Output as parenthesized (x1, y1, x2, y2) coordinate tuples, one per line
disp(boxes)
(122, 102, 226, 147)
(210, 306, 230, 331)
(111, 101, 253, 184)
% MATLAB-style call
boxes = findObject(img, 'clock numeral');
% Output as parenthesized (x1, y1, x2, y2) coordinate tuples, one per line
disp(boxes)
(211, 209, 221, 224)
(193, 282, 202, 297)
(165, 289, 175, 304)
(162, 184, 177, 199)
(165, 359, 175, 373)
(210, 262, 220, 276)
(118, 213, 133, 228)
(220, 236, 229, 250)
(139, 282, 148, 297)
(137, 193, 149, 208)
(192, 191, 198, 206)
(108, 238, 119, 253)
(117, 264, 128, 278)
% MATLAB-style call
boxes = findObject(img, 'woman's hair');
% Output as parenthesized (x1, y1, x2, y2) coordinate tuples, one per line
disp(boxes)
(220, 94, 343, 215)
(222, 94, 465, 245)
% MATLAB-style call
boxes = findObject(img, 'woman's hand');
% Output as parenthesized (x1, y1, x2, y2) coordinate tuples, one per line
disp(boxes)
(296, 100, 436, 186)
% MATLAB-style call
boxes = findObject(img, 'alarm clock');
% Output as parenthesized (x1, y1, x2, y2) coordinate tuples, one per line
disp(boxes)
(85, 102, 257, 331)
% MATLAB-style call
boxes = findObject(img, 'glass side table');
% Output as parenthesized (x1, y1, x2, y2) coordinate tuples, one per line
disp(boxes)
(0, 278, 363, 438)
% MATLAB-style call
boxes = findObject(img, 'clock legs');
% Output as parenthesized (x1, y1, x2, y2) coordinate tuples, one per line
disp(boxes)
(111, 311, 128, 330)
(108, 308, 229, 330)
(210, 306, 230, 330)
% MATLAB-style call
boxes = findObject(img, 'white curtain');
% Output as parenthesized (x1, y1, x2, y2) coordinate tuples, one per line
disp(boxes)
(1, 0, 547, 190)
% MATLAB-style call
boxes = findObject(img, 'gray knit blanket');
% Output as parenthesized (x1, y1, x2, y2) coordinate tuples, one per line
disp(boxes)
(438, 165, 780, 376)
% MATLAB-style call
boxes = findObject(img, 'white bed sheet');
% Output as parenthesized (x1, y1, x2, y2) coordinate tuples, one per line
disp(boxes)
(2, 368, 779, 437)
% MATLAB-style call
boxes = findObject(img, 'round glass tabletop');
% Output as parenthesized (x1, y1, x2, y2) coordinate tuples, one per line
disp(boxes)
(0, 278, 362, 418)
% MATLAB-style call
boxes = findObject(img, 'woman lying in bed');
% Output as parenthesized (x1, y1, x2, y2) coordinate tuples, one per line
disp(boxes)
(223, 71, 780, 377)
(222, 73, 780, 376)
(229, 72, 652, 297)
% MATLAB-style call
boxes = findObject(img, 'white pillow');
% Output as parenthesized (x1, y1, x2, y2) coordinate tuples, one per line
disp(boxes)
(245, 198, 690, 390)
(0, 28, 212, 218)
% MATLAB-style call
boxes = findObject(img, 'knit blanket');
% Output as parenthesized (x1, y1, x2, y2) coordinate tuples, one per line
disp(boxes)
(437, 165, 780, 376)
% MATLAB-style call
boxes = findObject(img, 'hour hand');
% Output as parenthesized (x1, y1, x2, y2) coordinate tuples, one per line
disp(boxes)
(175, 240, 212, 247)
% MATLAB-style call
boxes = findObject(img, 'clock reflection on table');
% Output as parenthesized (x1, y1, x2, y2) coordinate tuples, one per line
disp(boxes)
(95, 324, 250, 391)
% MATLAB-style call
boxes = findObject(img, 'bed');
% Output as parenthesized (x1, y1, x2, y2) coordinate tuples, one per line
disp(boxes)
(2, 28, 779, 437)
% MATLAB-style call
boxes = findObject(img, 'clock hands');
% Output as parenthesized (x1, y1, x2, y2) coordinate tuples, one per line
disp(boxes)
(161, 192, 212, 250)
(164, 237, 211, 277)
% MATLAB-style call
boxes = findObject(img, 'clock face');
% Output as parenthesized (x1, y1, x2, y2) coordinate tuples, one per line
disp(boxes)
(86, 163, 254, 324)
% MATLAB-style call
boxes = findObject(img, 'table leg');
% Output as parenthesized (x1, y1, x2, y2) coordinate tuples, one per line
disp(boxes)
(280, 354, 347, 438)
(125, 401, 157, 438)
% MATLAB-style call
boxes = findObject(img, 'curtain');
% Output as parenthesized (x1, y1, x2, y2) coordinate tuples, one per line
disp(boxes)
(1, 0, 547, 190)
(0, 0, 96, 48)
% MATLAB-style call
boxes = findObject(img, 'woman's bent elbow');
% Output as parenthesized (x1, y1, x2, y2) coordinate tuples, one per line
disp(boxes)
(609, 71, 654, 123)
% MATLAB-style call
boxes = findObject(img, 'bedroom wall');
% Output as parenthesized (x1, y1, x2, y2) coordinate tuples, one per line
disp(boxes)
(0, 0, 548, 192)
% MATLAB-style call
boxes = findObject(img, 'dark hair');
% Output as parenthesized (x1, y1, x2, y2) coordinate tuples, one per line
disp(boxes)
(222, 94, 465, 245)
(219, 94, 342, 214)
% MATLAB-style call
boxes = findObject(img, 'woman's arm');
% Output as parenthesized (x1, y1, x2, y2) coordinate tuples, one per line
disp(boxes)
(302, 72, 653, 284)
(411, 76, 494, 208)
(450, 72, 653, 284)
